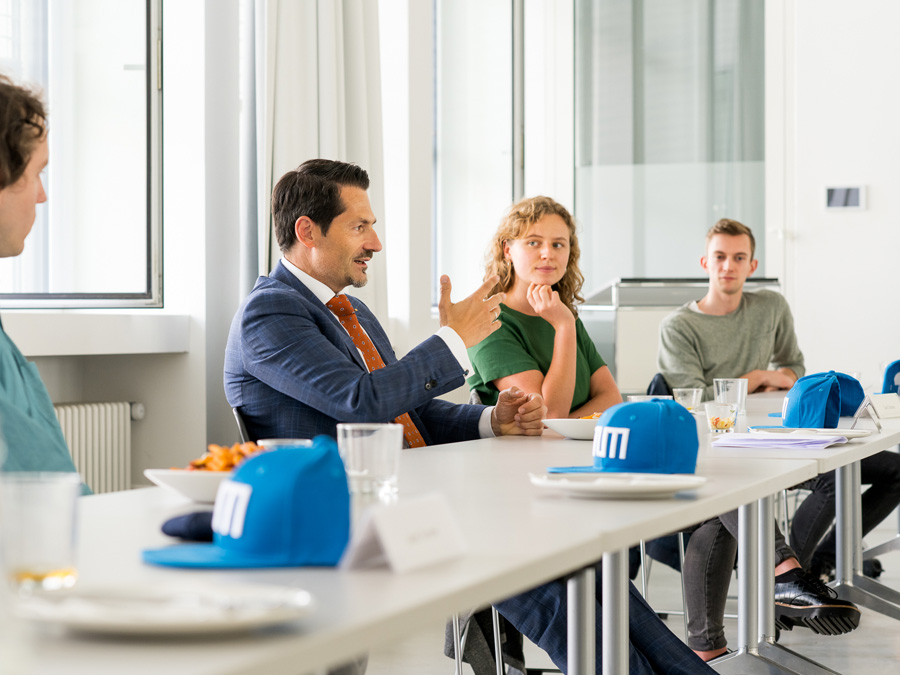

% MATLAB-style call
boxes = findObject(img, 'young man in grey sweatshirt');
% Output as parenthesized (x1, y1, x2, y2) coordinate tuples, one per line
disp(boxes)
(656, 219, 865, 663)
(658, 219, 803, 400)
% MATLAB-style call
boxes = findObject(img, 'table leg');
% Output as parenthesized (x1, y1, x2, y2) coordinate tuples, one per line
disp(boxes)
(832, 461, 900, 618)
(601, 551, 627, 675)
(710, 502, 776, 674)
(755, 497, 840, 674)
(567, 565, 595, 675)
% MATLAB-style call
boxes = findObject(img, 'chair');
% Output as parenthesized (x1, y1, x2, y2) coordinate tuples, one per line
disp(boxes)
(882, 360, 900, 394)
(232, 407, 250, 443)
(646, 373, 673, 397)
(447, 608, 531, 675)
(638, 533, 691, 639)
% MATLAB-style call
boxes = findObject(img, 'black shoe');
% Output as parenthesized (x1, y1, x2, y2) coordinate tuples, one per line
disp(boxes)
(773, 570, 860, 635)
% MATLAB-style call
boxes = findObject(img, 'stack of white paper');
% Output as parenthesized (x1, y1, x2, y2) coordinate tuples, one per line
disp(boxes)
(711, 432, 848, 449)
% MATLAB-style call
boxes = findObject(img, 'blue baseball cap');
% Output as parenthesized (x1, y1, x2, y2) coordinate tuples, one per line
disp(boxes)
(548, 400, 699, 475)
(143, 436, 350, 568)
(782, 371, 864, 428)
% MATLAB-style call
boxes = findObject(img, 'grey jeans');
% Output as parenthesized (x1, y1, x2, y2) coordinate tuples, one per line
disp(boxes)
(681, 511, 796, 651)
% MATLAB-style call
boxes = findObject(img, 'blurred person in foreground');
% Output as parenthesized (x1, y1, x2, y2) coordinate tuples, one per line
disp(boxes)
(0, 75, 81, 479)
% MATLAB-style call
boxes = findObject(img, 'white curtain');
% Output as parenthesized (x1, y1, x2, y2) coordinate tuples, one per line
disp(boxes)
(252, 0, 386, 317)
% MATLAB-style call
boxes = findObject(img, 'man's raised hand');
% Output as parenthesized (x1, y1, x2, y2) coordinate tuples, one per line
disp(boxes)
(438, 274, 505, 348)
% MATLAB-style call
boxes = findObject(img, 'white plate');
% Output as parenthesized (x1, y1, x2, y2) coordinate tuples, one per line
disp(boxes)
(542, 418, 598, 440)
(14, 584, 314, 636)
(144, 468, 231, 503)
(529, 472, 707, 499)
(748, 427, 873, 439)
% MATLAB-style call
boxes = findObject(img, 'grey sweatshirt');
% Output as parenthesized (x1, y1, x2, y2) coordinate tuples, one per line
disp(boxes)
(657, 289, 805, 400)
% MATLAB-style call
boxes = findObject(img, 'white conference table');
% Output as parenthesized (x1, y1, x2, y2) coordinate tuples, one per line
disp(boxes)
(704, 392, 900, 674)
(23, 436, 819, 675)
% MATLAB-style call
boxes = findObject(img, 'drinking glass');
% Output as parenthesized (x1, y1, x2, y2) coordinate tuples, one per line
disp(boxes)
(672, 388, 703, 412)
(713, 378, 748, 414)
(336, 423, 403, 497)
(706, 402, 738, 434)
(0, 472, 81, 591)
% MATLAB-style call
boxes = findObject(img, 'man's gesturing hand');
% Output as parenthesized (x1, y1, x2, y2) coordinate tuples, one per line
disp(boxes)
(491, 387, 546, 436)
(438, 274, 506, 348)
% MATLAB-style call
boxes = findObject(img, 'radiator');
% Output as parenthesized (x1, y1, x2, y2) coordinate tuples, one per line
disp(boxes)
(53, 402, 133, 494)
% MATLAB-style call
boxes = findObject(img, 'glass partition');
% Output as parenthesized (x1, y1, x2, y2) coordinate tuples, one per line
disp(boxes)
(574, 0, 765, 295)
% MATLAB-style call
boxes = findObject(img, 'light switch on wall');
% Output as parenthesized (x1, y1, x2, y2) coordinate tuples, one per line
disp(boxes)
(825, 186, 866, 209)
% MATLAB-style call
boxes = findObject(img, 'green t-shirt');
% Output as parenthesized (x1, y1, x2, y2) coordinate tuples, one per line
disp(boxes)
(467, 304, 606, 410)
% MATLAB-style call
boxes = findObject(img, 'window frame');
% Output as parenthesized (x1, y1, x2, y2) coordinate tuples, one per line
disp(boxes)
(0, 0, 163, 309)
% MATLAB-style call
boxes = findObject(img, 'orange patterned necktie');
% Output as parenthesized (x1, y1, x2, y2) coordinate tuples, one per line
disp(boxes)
(326, 294, 427, 448)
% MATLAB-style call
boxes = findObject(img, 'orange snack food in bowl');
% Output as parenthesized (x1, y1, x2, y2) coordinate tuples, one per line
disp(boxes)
(579, 412, 602, 420)
(177, 442, 263, 472)
(708, 416, 735, 430)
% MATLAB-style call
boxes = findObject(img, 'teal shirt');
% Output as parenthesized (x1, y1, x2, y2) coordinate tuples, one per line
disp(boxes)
(0, 327, 82, 479)
(467, 304, 605, 411)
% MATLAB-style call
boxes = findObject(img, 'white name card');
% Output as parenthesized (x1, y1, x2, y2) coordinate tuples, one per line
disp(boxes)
(869, 393, 900, 419)
(341, 492, 467, 574)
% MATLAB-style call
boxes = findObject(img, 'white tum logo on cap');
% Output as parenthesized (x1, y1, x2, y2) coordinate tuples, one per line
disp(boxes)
(212, 481, 253, 539)
(594, 426, 630, 460)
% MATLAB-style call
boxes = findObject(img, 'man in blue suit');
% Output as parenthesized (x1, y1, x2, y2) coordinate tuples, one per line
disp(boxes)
(225, 159, 715, 674)
(225, 159, 546, 443)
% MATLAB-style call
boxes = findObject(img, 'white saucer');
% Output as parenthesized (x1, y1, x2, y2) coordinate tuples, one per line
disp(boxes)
(14, 584, 315, 636)
(529, 472, 706, 500)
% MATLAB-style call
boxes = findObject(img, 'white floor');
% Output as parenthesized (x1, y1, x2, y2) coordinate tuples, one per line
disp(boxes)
(366, 518, 900, 674)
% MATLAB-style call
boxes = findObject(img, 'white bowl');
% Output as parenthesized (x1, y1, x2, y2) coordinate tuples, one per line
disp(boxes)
(143, 469, 231, 503)
(542, 418, 599, 441)
(256, 438, 313, 449)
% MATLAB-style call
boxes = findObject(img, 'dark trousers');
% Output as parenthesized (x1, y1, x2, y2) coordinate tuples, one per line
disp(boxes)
(494, 566, 715, 674)
(790, 450, 900, 569)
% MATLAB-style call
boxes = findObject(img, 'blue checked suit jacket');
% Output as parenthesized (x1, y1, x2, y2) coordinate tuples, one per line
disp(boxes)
(224, 263, 485, 444)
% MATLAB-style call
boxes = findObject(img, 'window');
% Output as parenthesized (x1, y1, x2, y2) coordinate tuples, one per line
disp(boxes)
(433, 0, 514, 302)
(574, 0, 765, 293)
(432, 1, 764, 300)
(0, 0, 162, 307)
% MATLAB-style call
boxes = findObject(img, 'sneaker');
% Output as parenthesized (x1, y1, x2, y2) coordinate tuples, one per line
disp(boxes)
(864, 557, 884, 579)
(809, 556, 883, 582)
(774, 570, 860, 635)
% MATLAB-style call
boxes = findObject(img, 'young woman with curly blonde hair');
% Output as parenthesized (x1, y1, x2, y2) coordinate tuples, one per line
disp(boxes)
(467, 196, 622, 418)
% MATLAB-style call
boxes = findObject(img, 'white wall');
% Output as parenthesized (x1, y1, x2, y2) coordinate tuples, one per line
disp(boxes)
(769, 0, 900, 392)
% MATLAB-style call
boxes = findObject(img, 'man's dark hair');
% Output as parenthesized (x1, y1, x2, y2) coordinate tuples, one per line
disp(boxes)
(271, 159, 370, 251)
(0, 75, 47, 190)
(706, 218, 756, 259)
